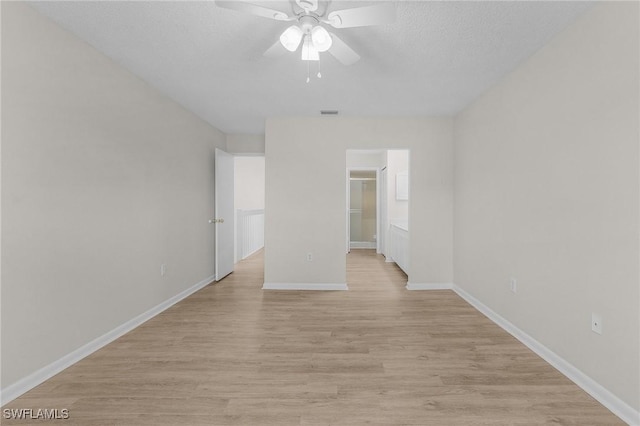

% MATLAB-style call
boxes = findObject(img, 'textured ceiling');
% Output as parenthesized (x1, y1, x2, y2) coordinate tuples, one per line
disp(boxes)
(31, 1, 593, 134)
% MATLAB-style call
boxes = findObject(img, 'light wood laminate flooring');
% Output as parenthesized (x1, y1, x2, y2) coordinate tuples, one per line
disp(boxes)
(3, 249, 623, 425)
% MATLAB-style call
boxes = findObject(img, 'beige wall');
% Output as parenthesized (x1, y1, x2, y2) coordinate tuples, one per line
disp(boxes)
(1, 2, 226, 389)
(265, 117, 453, 285)
(346, 150, 384, 169)
(454, 2, 639, 411)
(234, 156, 265, 211)
(226, 133, 265, 154)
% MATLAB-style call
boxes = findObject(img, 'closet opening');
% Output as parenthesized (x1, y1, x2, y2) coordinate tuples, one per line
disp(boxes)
(348, 169, 378, 251)
(346, 149, 409, 278)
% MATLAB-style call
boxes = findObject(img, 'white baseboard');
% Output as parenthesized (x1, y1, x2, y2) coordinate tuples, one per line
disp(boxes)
(350, 242, 376, 249)
(262, 282, 348, 291)
(406, 282, 454, 290)
(453, 284, 640, 426)
(0, 274, 215, 406)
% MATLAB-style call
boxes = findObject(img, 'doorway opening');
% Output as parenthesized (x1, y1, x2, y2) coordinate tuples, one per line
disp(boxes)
(233, 155, 265, 264)
(349, 170, 378, 250)
(346, 149, 410, 280)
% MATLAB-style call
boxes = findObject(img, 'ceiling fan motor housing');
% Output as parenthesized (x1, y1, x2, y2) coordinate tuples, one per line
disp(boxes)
(299, 15, 319, 33)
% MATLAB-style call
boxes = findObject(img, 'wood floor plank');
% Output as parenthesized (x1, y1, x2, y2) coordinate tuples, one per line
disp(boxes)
(2, 249, 624, 425)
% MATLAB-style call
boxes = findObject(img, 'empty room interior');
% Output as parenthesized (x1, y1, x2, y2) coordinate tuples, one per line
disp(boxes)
(1, 1, 639, 425)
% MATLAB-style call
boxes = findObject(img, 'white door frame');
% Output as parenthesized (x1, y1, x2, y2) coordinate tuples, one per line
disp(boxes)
(379, 166, 388, 257)
(346, 167, 381, 253)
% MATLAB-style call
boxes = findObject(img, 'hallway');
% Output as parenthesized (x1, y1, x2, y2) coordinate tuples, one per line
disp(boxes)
(3, 250, 622, 425)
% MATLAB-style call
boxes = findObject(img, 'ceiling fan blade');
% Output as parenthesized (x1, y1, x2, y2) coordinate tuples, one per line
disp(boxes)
(264, 40, 287, 58)
(326, 3, 395, 28)
(328, 33, 360, 66)
(215, 0, 293, 21)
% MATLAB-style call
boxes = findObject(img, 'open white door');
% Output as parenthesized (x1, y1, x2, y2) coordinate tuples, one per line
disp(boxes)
(214, 148, 234, 281)
(380, 167, 387, 256)
(346, 168, 350, 253)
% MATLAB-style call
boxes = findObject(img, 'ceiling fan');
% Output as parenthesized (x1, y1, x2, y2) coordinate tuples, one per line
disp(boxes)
(216, 0, 395, 80)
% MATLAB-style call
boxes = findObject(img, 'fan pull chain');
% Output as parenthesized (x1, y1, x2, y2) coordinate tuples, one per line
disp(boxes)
(304, 59, 323, 82)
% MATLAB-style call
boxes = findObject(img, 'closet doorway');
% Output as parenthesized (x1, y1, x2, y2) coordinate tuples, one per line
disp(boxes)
(348, 169, 378, 251)
(346, 149, 410, 277)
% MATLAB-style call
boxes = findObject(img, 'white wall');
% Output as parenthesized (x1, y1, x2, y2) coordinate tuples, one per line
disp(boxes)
(454, 1, 639, 413)
(265, 117, 453, 286)
(1, 2, 226, 392)
(234, 156, 265, 211)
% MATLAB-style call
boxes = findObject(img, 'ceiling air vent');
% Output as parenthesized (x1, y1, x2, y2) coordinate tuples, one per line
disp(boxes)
(320, 110, 339, 115)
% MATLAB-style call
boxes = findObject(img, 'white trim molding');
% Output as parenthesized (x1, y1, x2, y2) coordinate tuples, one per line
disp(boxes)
(0, 274, 215, 406)
(349, 242, 377, 249)
(406, 282, 453, 290)
(262, 282, 348, 291)
(453, 284, 640, 426)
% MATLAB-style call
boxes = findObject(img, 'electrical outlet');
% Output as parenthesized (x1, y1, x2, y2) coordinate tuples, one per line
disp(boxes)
(160, 264, 166, 276)
(509, 278, 517, 293)
(307, 253, 313, 262)
(591, 313, 603, 335)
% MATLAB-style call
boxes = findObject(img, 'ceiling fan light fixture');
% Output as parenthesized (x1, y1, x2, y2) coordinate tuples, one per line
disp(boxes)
(310, 25, 332, 52)
(301, 35, 319, 61)
(279, 25, 303, 52)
